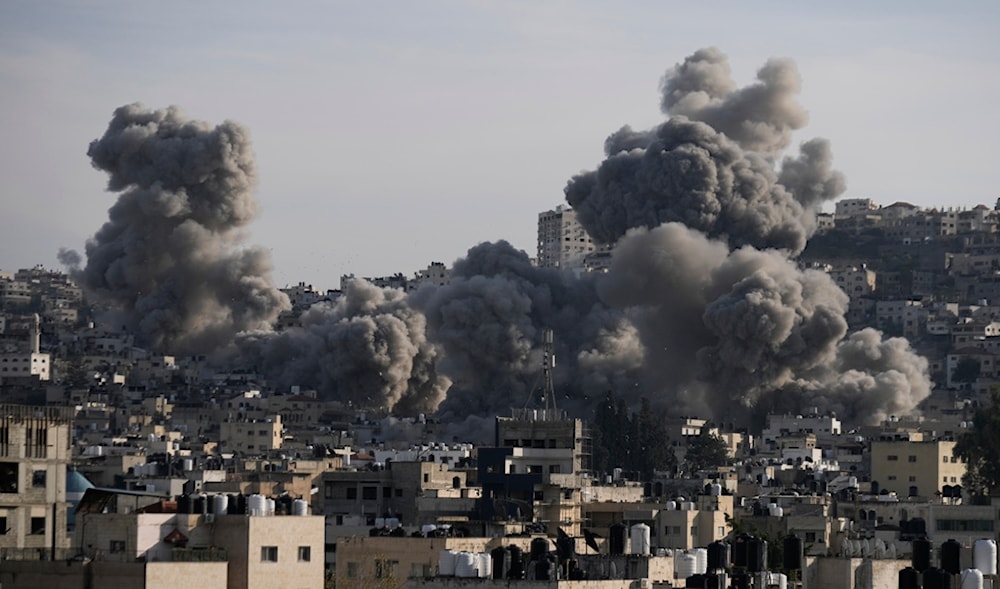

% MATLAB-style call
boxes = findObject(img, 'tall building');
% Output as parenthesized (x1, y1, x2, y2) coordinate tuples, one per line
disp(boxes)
(0, 404, 74, 556)
(537, 205, 600, 270)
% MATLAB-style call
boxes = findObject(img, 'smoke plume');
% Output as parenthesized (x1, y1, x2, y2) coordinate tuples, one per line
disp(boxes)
(562, 48, 930, 425)
(237, 278, 449, 415)
(410, 240, 646, 418)
(78, 104, 289, 353)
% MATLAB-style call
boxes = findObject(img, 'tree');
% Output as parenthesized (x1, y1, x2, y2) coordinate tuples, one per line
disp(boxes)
(590, 393, 675, 480)
(632, 397, 677, 478)
(953, 390, 1000, 497)
(684, 426, 730, 473)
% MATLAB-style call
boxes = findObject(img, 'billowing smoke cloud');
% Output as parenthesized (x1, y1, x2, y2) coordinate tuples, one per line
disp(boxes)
(77, 104, 289, 353)
(561, 48, 930, 425)
(660, 46, 808, 156)
(410, 240, 646, 418)
(237, 279, 449, 415)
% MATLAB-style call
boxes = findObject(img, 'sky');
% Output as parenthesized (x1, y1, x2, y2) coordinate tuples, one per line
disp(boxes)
(2, 1, 998, 291)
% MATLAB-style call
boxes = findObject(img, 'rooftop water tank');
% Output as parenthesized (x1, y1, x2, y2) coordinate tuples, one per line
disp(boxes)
(974, 539, 997, 575)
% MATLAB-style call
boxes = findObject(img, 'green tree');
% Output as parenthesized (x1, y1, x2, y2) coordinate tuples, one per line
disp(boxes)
(633, 397, 677, 478)
(684, 425, 730, 473)
(953, 390, 1000, 497)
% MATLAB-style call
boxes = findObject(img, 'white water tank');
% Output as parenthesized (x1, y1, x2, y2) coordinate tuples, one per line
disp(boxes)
(630, 523, 650, 555)
(710, 483, 723, 496)
(477, 552, 492, 578)
(438, 550, 457, 576)
(292, 499, 308, 516)
(961, 568, 984, 589)
(974, 539, 997, 575)
(675, 552, 697, 579)
(693, 547, 707, 574)
(421, 524, 437, 536)
(182, 457, 194, 471)
(212, 494, 229, 515)
(666, 501, 677, 510)
(847, 476, 858, 488)
(248, 494, 266, 516)
(265, 498, 275, 516)
(455, 552, 477, 577)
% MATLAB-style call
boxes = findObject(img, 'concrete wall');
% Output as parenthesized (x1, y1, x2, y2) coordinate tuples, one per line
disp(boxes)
(145, 561, 228, 589)
(805, 556, 911, 589)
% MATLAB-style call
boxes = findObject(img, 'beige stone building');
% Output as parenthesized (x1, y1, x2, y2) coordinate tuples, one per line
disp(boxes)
(71, 504, 324, 589)
(219, 414, 283, 455)
(869, 439, 965, 498)
(0, 404, 74, 556)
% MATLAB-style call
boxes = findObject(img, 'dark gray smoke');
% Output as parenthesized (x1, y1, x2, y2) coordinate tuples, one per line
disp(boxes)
(237, 278, 449, 415)
(561, 49, 930, 425)
(410, 240, 646, 418)
(78, 104, 289, 353)
(660, 46, 808, 156)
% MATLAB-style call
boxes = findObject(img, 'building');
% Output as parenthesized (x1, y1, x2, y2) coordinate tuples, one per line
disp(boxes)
(0, 404, 74, 556)
(869, 439, 965, 498)
(537, 205, 600, 270)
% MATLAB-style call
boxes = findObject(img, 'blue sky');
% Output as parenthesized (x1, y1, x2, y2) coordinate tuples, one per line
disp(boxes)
(2, 1, 998, 290)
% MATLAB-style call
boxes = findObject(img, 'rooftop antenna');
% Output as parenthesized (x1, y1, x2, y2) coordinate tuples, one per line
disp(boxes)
(522, 329, 558, 414)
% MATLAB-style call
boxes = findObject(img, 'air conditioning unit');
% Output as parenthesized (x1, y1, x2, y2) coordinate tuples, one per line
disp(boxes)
(204, 514, 215, 524)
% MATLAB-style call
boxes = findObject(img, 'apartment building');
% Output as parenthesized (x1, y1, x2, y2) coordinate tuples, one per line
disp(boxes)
(869, 439, 964, 498)
(537, 205, 600, 270)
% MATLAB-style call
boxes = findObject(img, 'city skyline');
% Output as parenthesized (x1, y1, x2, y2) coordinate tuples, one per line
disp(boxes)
(2, 2, 998, 290)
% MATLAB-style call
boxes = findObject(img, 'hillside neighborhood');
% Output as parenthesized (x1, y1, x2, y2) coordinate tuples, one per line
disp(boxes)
(0, 198, 999, 589)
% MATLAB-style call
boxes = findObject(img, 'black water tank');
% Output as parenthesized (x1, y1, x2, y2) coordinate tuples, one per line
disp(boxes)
(922, 567, 951, 589)
(783, 534, 803, 570)
(491, 546, 507, 580)
(685, 573, 707, 588)
(609, 523, 627, 556)
(707, 540, 729, 571)
(941, 538, 961, 575)
(177, 494, 192, 514)
(747, 537, 767, 573)
(508, 545, 524, 580)
(226, 494, 240, 515)
(913, 537, 932, 572)
(911, 518, 927, 537)
(732, 534, 750, 568)
(898, 566, 920, 589)
(530, 537, 550, 561)
(705, 574, 725, 589)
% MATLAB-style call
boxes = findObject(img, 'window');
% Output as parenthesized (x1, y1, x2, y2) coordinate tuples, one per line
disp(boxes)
(261, 546, 278, 562)
(32, 470, 46, 488)
(298, 546, 311, 562)
(0, 462, 17, 493)
(909, 476, 916, 482)
(375, 559, 399, 578)
(30, 517, 45, 535)
(805, 532, 817, 543)
(943, 456, 949, 463)
(887, 455, 898, 461)
(362, 486, 377, 500)
(888, 475, 897, 481)
(0, 517, 6, 534)
(109, 540, 126, 553)
(382, 486, 392, 498)
(908, 456, 917, 463)
(346, 562, 359, 578)
(548, 465, 561, 474)
(324, 483, 333, 499)
(346, 488, 357, 500)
